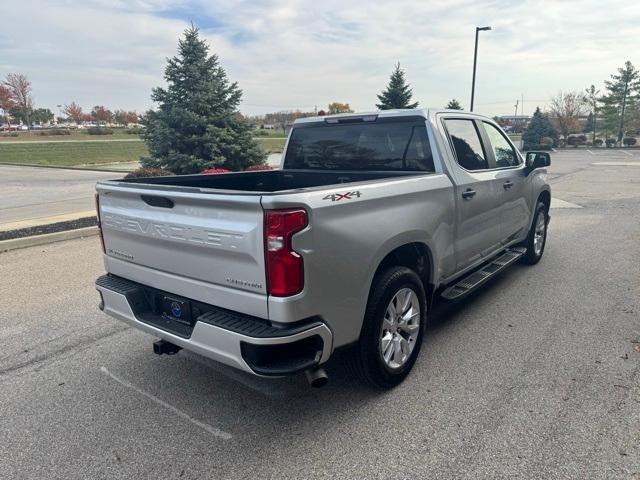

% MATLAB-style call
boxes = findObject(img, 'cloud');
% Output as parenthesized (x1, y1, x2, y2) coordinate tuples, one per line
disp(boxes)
(1, 0, 639, 116)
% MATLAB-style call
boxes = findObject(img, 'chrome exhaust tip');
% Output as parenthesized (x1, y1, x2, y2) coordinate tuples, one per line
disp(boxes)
(305, 367, 328, 388)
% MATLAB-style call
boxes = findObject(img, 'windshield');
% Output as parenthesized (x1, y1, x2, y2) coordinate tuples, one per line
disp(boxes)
(283, 120, 435, 171)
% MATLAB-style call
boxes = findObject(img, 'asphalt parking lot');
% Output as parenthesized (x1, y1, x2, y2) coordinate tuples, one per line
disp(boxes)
(0, 149, 639, 479)
(0, 165, 116, 230)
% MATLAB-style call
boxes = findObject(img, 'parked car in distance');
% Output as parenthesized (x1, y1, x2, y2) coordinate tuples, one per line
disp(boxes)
(95, 109, 551, 388)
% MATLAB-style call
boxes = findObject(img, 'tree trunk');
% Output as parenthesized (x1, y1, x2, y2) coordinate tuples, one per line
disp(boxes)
(617, 81, 629, 146)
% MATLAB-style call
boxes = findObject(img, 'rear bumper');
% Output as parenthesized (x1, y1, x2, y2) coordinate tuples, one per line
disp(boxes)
(95, 274, 332, 376)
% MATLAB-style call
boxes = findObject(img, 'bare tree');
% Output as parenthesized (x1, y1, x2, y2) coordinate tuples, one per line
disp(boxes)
(63, 102, 83, 124)
(548, 91, 587, 144)
(4, 73, 33, 126)
(0, 85, 14, 127)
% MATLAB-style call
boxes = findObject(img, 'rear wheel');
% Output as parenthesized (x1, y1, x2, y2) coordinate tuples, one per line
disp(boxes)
(521, 201, 548, 265)
(349, 266, 426, 388)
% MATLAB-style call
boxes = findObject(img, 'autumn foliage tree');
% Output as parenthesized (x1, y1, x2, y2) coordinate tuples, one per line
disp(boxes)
(4, 73, 33, 125)
(64, 102, 84, 124)
(113, 110, 139, 126)
(327, 102, 354, 114)
(91, 105, 112, 124)
(0, 85, 14, 126)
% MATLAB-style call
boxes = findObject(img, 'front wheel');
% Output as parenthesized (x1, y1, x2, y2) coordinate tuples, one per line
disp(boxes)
(349, 266, 426, 389)
(521, 202, 548, 265)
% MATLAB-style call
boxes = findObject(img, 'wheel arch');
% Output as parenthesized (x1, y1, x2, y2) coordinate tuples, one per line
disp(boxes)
(538, 189, 551, 211)
(370, 239, 435, 308)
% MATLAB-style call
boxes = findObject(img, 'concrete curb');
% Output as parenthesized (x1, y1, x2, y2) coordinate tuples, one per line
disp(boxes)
(0, 226, 99, 252)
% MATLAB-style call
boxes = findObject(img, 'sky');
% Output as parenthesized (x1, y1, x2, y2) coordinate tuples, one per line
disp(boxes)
(2, 0, 640, 117)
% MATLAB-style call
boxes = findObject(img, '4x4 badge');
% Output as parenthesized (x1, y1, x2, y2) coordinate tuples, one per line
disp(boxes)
(322, 191, 362, 202)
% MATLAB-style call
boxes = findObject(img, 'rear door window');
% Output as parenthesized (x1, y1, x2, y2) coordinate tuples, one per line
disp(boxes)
(443, 119, 488, 171)
(284, 121, 434, 172)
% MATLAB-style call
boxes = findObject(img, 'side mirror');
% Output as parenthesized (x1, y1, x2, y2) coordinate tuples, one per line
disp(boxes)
(525, 151, 551, 171)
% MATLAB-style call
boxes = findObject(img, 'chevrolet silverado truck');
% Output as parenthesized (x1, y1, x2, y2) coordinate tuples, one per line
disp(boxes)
(95, 109, 551, 388)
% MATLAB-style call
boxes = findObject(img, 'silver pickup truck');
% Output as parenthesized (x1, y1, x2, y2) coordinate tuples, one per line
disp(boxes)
(95, 109, 551, 388)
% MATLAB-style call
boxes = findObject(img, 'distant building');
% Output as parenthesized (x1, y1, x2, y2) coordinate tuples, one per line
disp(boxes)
(497, 115, 531, 133)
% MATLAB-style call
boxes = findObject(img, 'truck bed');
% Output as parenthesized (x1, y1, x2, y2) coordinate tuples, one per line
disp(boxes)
(118, 169, 423, 193)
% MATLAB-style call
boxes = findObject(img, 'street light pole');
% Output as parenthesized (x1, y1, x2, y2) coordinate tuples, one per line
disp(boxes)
(470, 26, 491, 112)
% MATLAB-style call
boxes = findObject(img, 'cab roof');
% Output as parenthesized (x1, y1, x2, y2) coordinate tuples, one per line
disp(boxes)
(292, 108, 491, 125)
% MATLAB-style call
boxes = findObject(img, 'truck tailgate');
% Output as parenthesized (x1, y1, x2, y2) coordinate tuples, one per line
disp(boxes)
(96, 183, 267, 315)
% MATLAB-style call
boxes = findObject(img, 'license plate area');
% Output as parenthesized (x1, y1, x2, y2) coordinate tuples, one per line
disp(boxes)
(160, 295, 192, 325)
(128, 287, 196, 338)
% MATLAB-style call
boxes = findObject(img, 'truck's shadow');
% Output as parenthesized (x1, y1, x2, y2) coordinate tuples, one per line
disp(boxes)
(157, 261, 523, 400)
(105, 261, 528, 463)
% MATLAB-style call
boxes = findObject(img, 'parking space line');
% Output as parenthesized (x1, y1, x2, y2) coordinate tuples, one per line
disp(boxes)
(620, 150, 633, 156)
(100, 366, 232, 439)
(586, 149, 595, 156)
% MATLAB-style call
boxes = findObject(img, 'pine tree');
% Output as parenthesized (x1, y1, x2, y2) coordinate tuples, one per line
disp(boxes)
(600, 61, 640, 145)
(376, 63, 418, 110)
(141, 27, 265, 174)
(445, 99, 463, 110)
(522, 107, 557, 150)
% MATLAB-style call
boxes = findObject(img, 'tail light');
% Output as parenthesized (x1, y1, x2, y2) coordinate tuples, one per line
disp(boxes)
(95, 193, 105, 254)
(264, 209, 308, 296)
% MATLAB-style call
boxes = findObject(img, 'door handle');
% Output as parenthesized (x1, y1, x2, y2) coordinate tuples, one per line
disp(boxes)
(503, 181, 514, 189)
(462, 188, 477, 199)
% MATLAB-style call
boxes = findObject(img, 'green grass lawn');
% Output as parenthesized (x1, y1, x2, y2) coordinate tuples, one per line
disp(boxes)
(256, 137, 286, 153)
(0, 131, 140, 142)
(0, 140, 149, 166)
(0, 135, 285, 167)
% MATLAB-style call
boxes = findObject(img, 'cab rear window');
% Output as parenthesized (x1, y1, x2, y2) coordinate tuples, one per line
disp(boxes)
(284, 121, 435, 172)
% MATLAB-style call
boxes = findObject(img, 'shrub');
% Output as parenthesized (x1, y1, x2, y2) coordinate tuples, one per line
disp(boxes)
(245, 165, 274, 171)
(1, 132, 19, 137)
(87, 127, 114, 135)
(124, 167, 173, 178)
(126, 127, 143, 135)
(39, 129, 70, 136)
(253, 129, 271, 137)
(622, 137, 637, 146)
(605, 138, 616, 147)
(593, 138, 603, 147)
(201, 168, 230, 175)
(567, 135, 587, 147)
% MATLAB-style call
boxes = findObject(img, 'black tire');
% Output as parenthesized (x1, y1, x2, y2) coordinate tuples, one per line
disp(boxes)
(348, 266, 426, 389)
(521, 201, 548, 265)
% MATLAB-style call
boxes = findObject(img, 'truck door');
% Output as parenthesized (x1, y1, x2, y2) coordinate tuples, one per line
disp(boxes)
(479, 121, 532, 244)
(442, 118, 504, 271)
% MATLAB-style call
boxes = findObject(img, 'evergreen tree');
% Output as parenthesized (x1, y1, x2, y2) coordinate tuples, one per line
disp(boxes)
(376, 63, 418, 110)
(522, 107, 557, 150)
(141, 27, 265, 174)
(445, 99, 463, 110)
(600, 61, 640, 145)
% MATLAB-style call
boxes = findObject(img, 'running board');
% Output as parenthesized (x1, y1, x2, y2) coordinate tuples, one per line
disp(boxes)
(440, 247, 526, 301)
